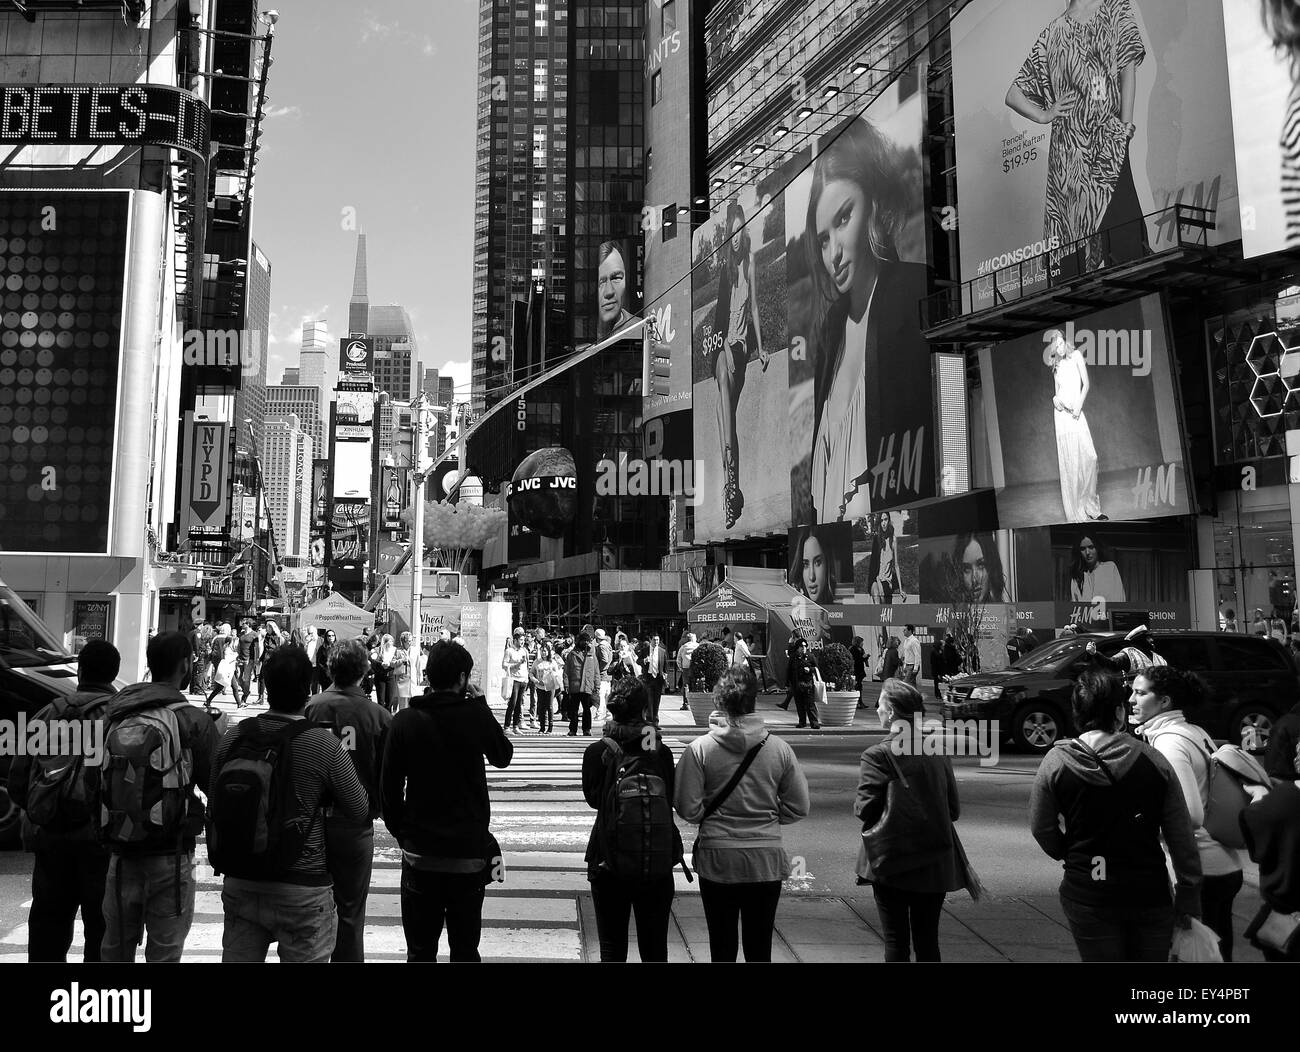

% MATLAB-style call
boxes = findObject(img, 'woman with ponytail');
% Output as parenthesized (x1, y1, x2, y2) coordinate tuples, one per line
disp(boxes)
(1130, 667, 1244, 960)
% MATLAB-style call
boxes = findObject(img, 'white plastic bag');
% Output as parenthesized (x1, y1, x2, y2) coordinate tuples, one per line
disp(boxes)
(1169, 918, 1223, 963)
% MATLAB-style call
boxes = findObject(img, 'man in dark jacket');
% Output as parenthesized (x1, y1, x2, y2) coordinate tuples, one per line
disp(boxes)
(564, 632, 600, 736)
(1265, 700, 1300, 783)
(381, 641, 512, 962)
(100, 632, 218, 963)
(233, 619, 260, 709)
(305, 638, 392, 963)
(8, 641, 120, 962)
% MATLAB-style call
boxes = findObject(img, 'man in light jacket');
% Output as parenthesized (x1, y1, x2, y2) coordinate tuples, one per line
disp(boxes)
(676, 632, 699, 710)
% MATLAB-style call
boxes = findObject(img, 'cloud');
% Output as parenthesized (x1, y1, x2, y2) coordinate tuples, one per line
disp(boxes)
(264, 105, 302, 120)
(422, 37, 437, 57)
(436, 358, 471, 402)
(360, 13, 397, 42)
(358, 11, 437, 58)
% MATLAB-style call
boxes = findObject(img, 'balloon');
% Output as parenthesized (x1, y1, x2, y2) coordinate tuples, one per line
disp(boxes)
(508, 447, 577, 538)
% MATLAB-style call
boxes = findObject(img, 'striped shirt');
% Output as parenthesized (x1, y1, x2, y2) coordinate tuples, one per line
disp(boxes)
(1283, 83, 1300, 246)
(212, 713, 368, 887)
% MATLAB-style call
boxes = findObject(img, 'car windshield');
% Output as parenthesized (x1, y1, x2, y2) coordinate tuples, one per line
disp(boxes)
(0, 583, 72, 669)
(1011, 637, 1113, 671)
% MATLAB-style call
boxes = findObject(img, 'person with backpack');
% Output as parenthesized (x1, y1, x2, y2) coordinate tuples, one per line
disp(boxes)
(581, 677, 686, 962)
(381, 641, 513, 962)
(7, 641, 120, 962)
(210, 647, 369, 963)
(99, 631, 219, 963)
(564, 631, 601, 737)
(1029, 664, 1202, 962)
(305, 639, 393, 963)
(674, 666, 810, 962)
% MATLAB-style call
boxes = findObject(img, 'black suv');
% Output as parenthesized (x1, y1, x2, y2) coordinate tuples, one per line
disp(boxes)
(942, 631, 1299, 754)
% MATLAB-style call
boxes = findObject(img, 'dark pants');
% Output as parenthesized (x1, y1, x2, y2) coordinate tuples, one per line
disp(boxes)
(400, 864, 486, 962)
(325, 817, 374, 963)
(643, 675, 664, 723)
(698, 878, 782, 962)
(233, 660, 254, 706)
(590, 874, 675, 962)
(527, 680, 536, 719)
(794, 685, 820, 728)
(503, 681, 527, 730)
(28, 841, 111, 963)
(871, 884, 945, 962)
(536, 688, 554, 732)
(1201, 870, 1244, 963)
(1060, 896, 1174, 963)
(374, 680, 393, 713)
(569, 692, 593, 735)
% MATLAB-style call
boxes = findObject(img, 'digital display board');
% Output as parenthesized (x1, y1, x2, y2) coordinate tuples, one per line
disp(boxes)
(0, 84, 210, 158)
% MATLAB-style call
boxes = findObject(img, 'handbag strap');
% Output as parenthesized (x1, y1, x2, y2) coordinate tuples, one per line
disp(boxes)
(697, 734, 769, 827)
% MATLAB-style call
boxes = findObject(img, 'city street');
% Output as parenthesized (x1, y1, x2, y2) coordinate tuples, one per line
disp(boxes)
(0, 692, 1271, 963)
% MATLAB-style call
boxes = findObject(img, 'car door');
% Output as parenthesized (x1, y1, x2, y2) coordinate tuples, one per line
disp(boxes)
(1150, 635, 1218, 731)
(1212, 635, 1296, 746)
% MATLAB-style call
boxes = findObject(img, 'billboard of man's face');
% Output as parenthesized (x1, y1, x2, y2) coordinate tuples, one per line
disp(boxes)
(597, 241, 632, 336)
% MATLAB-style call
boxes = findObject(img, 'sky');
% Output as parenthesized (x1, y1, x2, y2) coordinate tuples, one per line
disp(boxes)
(251, 1, 479, 399)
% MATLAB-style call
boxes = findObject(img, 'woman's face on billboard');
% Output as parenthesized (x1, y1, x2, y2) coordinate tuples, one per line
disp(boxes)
(959, 538, 988, 599)
(815, 178, 869, 296)
(1079, 537, 1098, 568)
(598, 248, 628, 325)
(800, 535, 828, 598)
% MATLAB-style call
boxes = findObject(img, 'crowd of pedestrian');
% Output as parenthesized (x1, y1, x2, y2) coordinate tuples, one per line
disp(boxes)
(8, 618, 1300, 965)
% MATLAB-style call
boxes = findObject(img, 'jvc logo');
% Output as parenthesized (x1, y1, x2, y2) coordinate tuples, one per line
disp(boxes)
(511, 476, 576, 492)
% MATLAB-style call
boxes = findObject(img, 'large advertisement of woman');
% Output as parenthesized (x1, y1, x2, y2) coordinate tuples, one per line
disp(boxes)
(691, 155, 803, 542)
(784, 84, 935, 526)
(952, 0, 1240, 308)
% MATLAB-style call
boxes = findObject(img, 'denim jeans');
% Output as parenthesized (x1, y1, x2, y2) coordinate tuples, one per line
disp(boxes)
(503, 681, 528, 729)
(400, 864, 486, 962)
(698, 878, 782, 962)
(568, 692, 593, 735)
(100, 852, 196, 963)
(1060, 896, 1175, 962)
(28, 841, 111, 963)
(590, 874, 675, 962)
(536, 689, 554, 732)
(221, 878, 337, 963)
(325, 817, 374, 962)
(871, 883, 945, 962)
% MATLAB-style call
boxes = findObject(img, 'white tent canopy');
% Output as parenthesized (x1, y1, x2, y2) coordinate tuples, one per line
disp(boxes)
(294, 591, 372, 639)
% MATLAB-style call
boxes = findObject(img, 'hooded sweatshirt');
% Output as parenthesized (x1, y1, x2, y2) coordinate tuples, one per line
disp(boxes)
(674, 712, 810, 883)
(1137, 712, 1244, 877)
(103, 682, 218, 855)
(1264, 700, 1300, 782)
(1240, 781, 1300, 914)
(1030, 731, 1201, 916)
(581, 719, 684, 879)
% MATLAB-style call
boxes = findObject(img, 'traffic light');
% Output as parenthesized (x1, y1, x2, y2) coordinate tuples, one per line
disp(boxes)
(644, 330, 671, 397)
(652, 353, 671, 396)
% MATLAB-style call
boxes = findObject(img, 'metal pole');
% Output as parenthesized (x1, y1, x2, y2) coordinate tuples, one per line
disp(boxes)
(410, 398, 426, 647)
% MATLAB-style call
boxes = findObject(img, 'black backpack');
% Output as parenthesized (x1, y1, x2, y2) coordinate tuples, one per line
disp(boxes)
(207, 718, 314, 880)
(596, 739, 678, 881)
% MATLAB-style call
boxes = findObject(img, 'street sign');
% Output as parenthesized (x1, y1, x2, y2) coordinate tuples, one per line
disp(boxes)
(179, 414, 231, 538)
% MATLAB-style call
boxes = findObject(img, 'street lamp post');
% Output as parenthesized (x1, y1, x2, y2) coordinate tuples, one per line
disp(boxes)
(410, 394, 429, 647)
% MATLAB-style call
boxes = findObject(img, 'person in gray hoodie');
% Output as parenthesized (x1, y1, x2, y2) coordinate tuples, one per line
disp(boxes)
(674, 665, 810, 962)
(1030, 663, 1201, 962)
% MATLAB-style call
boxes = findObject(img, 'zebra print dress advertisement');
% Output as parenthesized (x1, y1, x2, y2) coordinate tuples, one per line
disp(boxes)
(951, 0, 1240, 311)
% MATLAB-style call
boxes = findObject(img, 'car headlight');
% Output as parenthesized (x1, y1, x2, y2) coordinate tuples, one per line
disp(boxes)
(970, 686, 1004, 701)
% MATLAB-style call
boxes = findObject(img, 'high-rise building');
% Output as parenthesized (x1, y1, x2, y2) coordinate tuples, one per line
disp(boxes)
(265, 385, 323, 459)
(349, 233, 369, 335)
(263, 414, 314, 560)
(238, 241, 272, 446)
(298, 319, 335, 430)
(369, 305, 421, 401)
(282, 367, 301, 385)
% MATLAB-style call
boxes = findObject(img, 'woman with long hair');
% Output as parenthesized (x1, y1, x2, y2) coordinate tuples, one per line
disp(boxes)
(393, 631, 419, 712)
(372, 633, 398, 713)
(1069, 533, 1126, 604)
(1006, 0, 1148, 275)
(1046, 330, 1105, 522)
(949, 532, 1009, 603)
(805, 117, 930, 522)
(713, 200, 768, 529)
(787, 524, 837, 605)
(873, 512, 902, 602)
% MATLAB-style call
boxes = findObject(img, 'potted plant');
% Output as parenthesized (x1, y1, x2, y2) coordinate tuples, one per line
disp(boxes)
(686, 641, 729, 727)
(815, 642, 860, 728)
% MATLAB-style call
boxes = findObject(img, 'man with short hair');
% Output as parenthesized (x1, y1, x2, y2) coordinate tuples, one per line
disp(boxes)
(233, 619, 261, 709)
(305, 638, 393, 962)
(9, 641, 120, 962)
(899, 625, 922, 686)
(593, 628, 614, 721)
(564, 632, 601, 736)
(382, 641, 513, 961)
(731, 628, 751, 670)
(215, 648, 369, 963)
(643, 632, 668, 722)
(676, 632, 699, 709)
(99, 632, 218, 963)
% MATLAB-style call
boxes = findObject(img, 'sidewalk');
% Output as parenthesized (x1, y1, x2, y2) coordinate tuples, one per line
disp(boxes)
(657, 682, 903, 735)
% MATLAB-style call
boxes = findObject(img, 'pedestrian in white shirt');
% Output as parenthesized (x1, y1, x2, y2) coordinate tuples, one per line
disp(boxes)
(899, 625, 922, 686)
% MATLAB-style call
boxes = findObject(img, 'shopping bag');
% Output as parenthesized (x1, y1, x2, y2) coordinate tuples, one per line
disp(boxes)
(500, 675, 512, 702)
(1169, 918, 1224, 963)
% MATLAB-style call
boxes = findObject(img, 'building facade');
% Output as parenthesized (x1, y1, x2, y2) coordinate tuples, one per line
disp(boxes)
(263, 413, 313, 560)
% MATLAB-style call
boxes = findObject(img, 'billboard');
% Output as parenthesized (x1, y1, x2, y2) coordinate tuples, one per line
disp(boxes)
(785, 83, 935, 522)
(1223, 0, 1300, 257)
(0, 191, 128, 554)
(978, 295, 1190, 528)
(952, 0, 1240, 308)
(786, 522, 854, 604)
(595, 238, 641, 341)
(332, 439, 372, 500)
(339, 337, 374, 377)
(690, 152, 804, 542)
(179, 414, 231, 539)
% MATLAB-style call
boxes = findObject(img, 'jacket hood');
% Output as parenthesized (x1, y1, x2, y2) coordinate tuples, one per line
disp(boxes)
(1050, 733, 1147, 785)
(603, 719, 660, 752)
(708, 711, 767, 752)
(411, 689, 476, 710)
(1134, 711, 1195, 741)
(107, 681, 185, 716)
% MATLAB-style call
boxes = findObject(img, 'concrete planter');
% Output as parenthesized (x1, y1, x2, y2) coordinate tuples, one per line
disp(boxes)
(821, 690, 860, 728)
(686, 688, 716, 727)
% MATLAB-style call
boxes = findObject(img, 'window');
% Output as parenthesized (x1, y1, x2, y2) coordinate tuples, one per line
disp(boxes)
(651, 70, 663, 106)
(1152, 638, 1212, 672)
(1217, 637, 1288, 672)
(663, 0, 676, 35)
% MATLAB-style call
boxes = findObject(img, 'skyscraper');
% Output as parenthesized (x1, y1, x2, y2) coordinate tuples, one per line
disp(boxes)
(369, 305, 420, 401)
(263, 413, 313, 560)
(237, 242, 272, 443)
(348, 233, 369, 336)
(265, 385, 323, 459)
(282, 367, 301, 385)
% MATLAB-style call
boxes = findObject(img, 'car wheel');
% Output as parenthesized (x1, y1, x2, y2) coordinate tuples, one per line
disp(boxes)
(1231, 705, 1275, 755)
(1010, 703, 1064, 753)
(0, 788, 20, 850)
